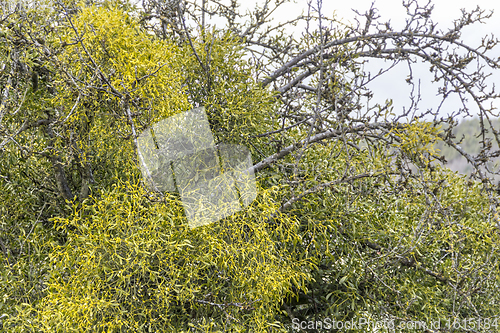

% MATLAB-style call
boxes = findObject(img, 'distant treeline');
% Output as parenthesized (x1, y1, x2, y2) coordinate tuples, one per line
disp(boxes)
(436, 117, 500, 180)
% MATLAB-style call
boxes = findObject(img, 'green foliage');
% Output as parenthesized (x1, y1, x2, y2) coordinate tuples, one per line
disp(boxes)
(276, 140, 500, 326)
(10, 179, 308, 331)
(179, 29, 276, 149)
(54, 4, 190, 183)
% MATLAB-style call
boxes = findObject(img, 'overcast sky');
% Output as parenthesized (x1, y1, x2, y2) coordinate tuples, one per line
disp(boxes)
(245, 0, 500, 120)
